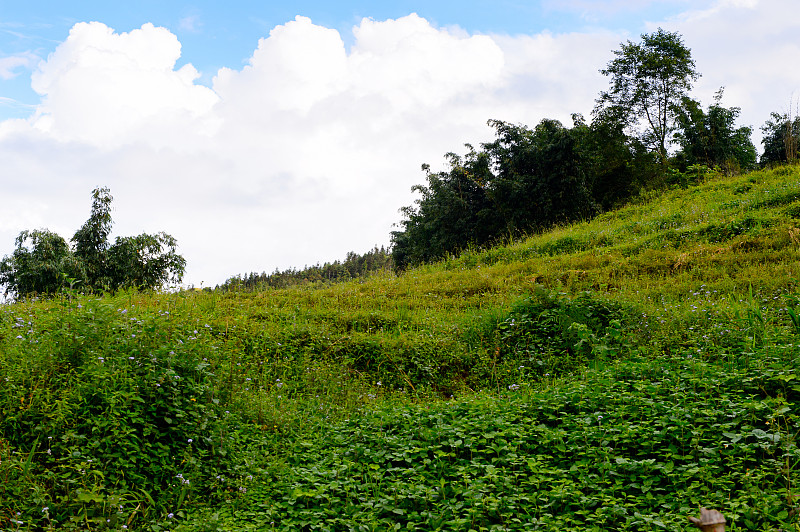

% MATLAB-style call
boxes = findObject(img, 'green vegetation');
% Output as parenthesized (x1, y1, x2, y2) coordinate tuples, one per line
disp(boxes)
(391, 29, 765, 269)
(4, 27, 800, 532)
(2, 163, 800, 530)
(0, 188, 185, 299)
(219, 246, 393, 291)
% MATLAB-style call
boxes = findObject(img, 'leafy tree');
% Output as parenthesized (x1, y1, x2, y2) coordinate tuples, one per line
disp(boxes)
(485, 119, 598, 230)
(573, 113, 657, 209)
(595, 28, 700, 165)
(72, 186, 114, 289)
(760, 111, 800, 166)
(0, 188, 186, 298)
(672, 88, 757, 174)
(0, 230, 84, 297)
(392, 148, 497, 269)
(392, 119, 601, 269)
(107, 233, 186, 290)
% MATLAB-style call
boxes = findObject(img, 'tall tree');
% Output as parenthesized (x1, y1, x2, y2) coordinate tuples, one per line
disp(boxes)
(72, 186, 114, 289)
(594, 28, 700, 166)
(392, 119, 601, 269)
(107, 232, 186, 290)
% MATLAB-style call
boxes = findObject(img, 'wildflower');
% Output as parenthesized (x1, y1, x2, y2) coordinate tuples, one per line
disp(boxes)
(16, 335, 23, 339)
(42, 507, 49, 512)
(508, 384, 520, 390)
(168, 513, 174, 518)
(188, 438, 193, 443)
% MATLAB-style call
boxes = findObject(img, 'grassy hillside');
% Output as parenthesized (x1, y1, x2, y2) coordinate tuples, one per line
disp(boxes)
(2, 165, 800, 530)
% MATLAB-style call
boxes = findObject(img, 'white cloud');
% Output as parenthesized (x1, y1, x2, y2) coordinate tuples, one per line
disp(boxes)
(29, 22, 219, 147)
(656, 0, 800, 146)
(0, 52, 38, 79)
(1, 8, 799, 286)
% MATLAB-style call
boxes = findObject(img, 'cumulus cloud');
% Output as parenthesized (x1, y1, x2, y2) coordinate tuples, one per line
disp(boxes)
(1, 7, 798, 286)
(29, 22, 219, 147)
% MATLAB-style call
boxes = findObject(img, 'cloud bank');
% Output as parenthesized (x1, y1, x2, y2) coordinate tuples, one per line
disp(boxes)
(1, 3, 799, 286)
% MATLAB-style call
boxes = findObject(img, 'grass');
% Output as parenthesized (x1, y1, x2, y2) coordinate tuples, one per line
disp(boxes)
(1, 164, 800, 530)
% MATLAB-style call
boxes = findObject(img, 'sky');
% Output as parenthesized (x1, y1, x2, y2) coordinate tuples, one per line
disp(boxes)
(1, 0, 799, 288)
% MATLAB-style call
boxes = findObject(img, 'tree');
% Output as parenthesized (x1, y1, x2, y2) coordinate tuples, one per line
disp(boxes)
(595, 28, 700, 166)
(0, 188, 186, 298)
(485, 119, 598, 230)
(392, 119, 601, 269)
(673, 88, 757, 174)
(391, 148, 497, 269)
(760, 111, 800, 166)
(107, 233, 186, 290)
(0, 230, 84, 297)
(72, 186, 114, 289)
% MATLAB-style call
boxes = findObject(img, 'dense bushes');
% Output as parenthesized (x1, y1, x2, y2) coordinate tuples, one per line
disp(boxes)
(0, 296, 236, 528)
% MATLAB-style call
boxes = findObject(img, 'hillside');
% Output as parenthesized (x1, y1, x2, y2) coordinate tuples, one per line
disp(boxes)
(2, 164, 800, 530)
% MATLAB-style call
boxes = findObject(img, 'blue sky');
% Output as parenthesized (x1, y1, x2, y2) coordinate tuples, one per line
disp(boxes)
(1, 1, 799, 287)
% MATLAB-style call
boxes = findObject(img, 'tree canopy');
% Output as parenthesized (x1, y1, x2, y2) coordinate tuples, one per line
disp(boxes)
(595, 28, 700, 165)
(760, 111, 800, 166)
(0, 188, 185, 298)
(390, 30, 775, 270)
(672, 89, 758, 174)
(391, 118, 608, 269)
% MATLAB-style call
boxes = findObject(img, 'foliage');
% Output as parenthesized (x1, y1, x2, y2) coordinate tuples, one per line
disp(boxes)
(673, 88, 758, 174)
(219, 246, 393, 291)
(0, 230, 84, 297)
(0, 188, 185, 298)
(595, 28, 700, 164)
(392, 119, 605, 269)
(3, 165, 800, 530)
(760, 110, 800, 166)
(107, 232, 186, 291)
(71, 187, 114, 289)
(182, 350, 799, 531)
(0, 294, 236, 528)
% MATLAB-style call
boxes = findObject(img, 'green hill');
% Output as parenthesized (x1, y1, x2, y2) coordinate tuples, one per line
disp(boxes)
(2, 165, 800, 530)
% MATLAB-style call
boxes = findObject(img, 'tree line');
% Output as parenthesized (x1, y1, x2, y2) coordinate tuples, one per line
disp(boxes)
(391, 28, 799, 269)
(218, 246, 393, 291)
